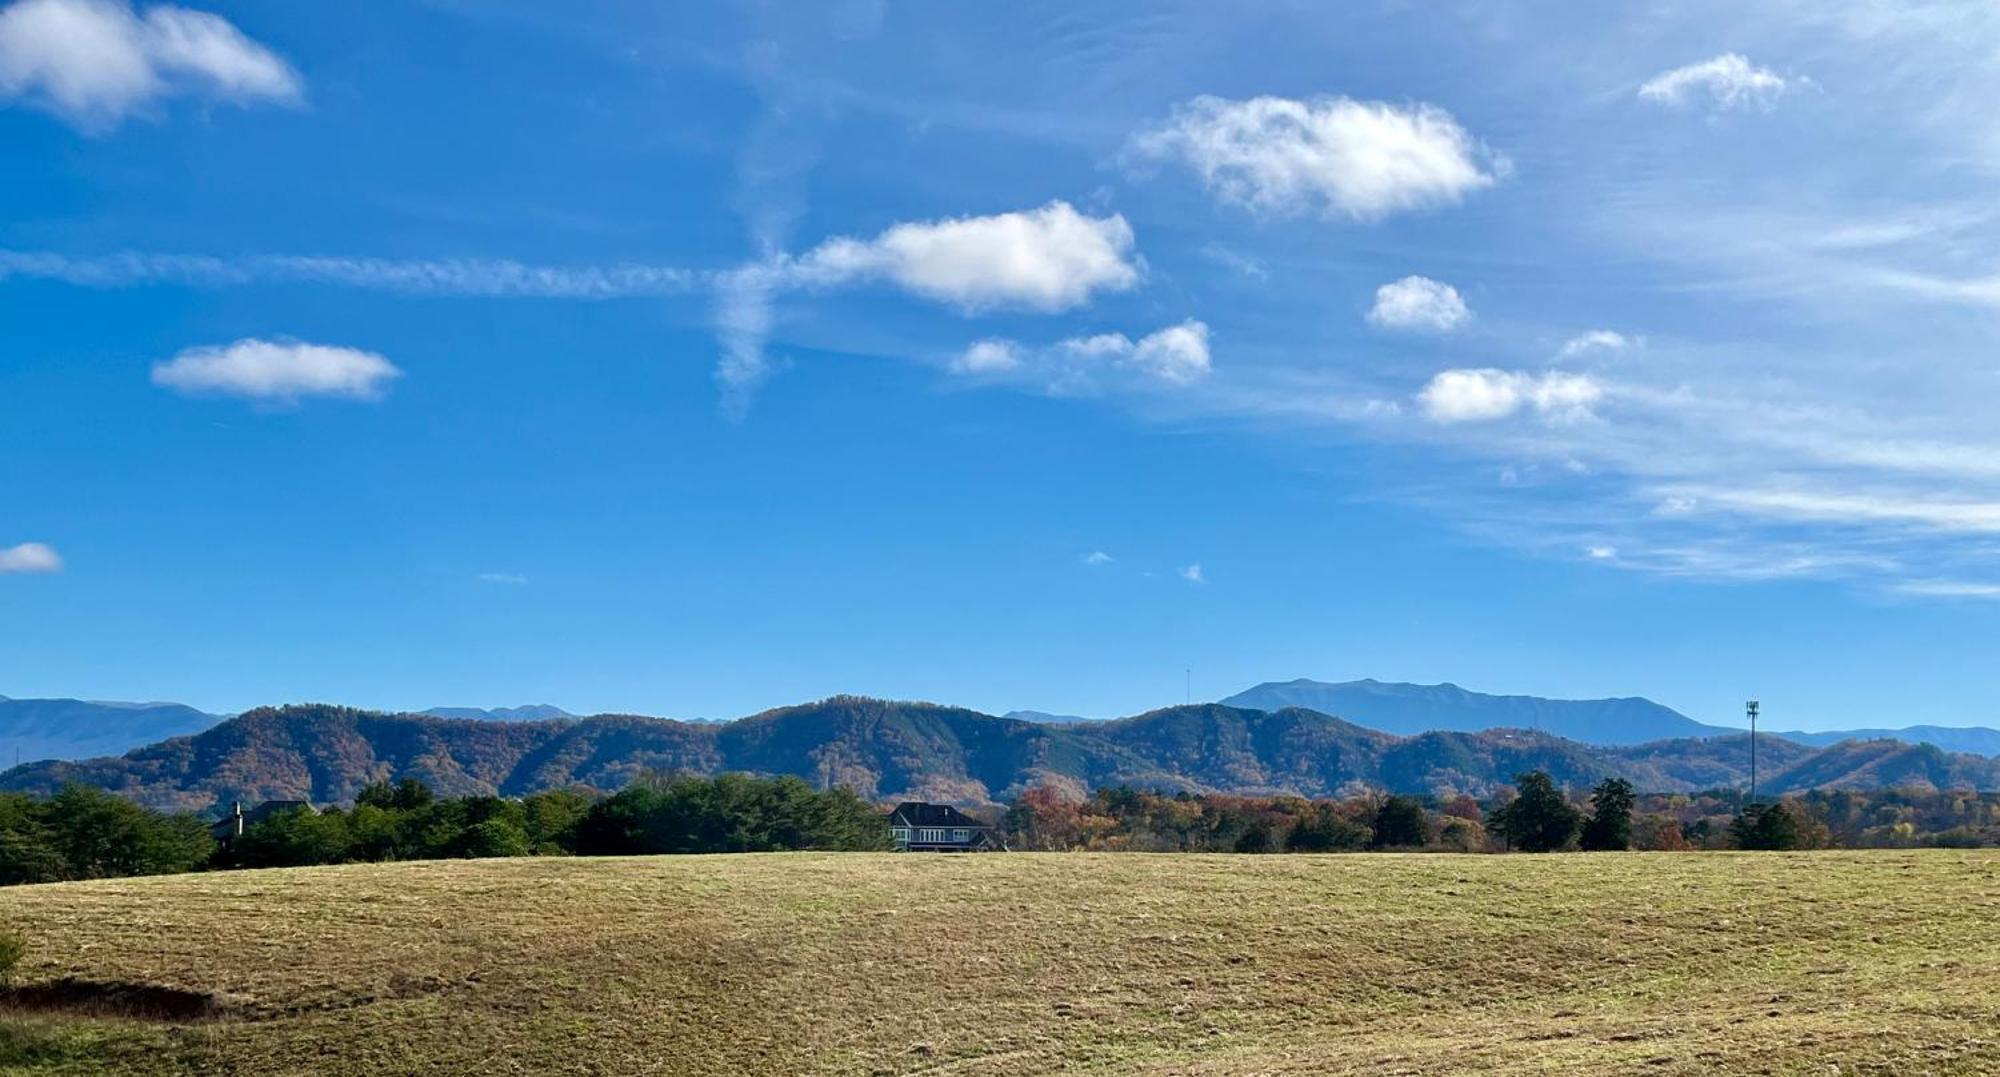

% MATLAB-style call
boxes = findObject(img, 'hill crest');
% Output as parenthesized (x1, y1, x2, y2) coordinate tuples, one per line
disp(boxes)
(7, 696, 1999, 812)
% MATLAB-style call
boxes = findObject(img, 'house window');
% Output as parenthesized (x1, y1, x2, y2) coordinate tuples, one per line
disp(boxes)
(952, 829, 968, 841)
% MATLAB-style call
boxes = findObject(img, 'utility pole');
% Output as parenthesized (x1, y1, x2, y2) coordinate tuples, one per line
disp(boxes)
(1185, 668, 1191, 706)
(1746, 700, 1760, 805)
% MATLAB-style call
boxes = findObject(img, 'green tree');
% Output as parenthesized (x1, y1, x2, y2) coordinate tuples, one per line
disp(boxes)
(1286, 804, 1371, 852)
(1580, 778, 1636, 851)
(1370, 796, 1430, 849)
(1489, 771, 1581, 853)
(458, 818, 532, 858)
(574, 773, 890, 855)
(356, 778, 436, 814)
(235, 807, 352, 867)
(44, 785, 213, 878)
(520, 790, 591, 854)
(0, 794, 66, 885)
(1234, 818, 1279, 853)
(1730, 802, 1803, 850)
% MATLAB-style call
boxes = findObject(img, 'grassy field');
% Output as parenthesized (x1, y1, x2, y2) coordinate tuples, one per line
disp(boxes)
(0, 852, 1993, 1075)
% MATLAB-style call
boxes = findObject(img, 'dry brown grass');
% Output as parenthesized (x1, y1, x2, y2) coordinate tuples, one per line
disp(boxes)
(0, 851, 1995, 1075)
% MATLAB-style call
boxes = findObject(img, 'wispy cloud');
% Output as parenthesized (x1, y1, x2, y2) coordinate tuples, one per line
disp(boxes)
(477, 572, 528, 585)
(1557, 330, 1636, 360)
(1639, 54, 1796, 112)
(1894, 579, 2000, 599)
(1081, 550, 1113, 566)
(0, 542, 61, 574)
(0, 0, 301, 132)
(1179, 562, 1206, 584)
(0, 249, 701, 298)
(1199, 244, 1268, 280)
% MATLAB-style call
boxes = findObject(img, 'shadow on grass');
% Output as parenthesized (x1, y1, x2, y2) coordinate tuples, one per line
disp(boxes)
(0, 980, 232, 1022)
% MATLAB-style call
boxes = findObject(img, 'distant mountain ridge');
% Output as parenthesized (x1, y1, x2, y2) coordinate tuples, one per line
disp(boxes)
(0, 698, 221, 763)
(1002, 710, 1093, 724)
(1775, 725, 2000, 758)
(421, 705, 575, 722)
(1223, 679, 1733, 745)
(5, 683, 1997, 781)
(6, 697, 1999, 813)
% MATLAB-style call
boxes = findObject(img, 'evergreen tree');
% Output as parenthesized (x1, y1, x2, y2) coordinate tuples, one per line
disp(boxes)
(1370, 796, 1430, 849)
(1580, 778, 1636, 851)
(1730, 802, 1804, 850)
(1489, 771, 1581, 852)
(1234, 818, 1278, 853)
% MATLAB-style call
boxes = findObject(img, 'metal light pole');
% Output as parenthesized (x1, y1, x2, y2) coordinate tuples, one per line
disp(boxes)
(1746, 700, 1760, 805)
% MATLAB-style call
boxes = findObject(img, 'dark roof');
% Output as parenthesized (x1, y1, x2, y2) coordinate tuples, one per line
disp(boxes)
(887, 802, 987, 828)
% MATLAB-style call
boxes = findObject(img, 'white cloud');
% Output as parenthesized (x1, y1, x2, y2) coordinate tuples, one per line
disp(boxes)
(1179, 563, 1206, 583)
(1557, 330, 1636, 359)
(1081, 551, 1113, 566)
(1639, 54, 1794, 111)
(1131, 94, 1502, 220)
(477, 572, 528, 585)
(956, 320, 1213, 392)
(1585, 544, 1618, 561)
(0, 542, 61, 574)
(0, 0, 300, 132)
(794, 201, 1141, 312)
(952, 338, 1023, 375)
(1367, 276, 1470, 332)
(1123, 320, 1212, 385)
(1418, 369, 1603, 423)
(151, 338, 401, 402)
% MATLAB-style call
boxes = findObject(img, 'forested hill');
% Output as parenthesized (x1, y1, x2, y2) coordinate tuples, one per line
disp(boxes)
(5, 697, 2000, 812)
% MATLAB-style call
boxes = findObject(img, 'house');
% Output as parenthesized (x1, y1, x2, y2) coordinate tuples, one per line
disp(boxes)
(210, 799, 315, 852)
(886, 802, 1000, 852)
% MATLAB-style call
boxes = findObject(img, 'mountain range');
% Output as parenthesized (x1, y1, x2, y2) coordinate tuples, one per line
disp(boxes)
(1771, 724, 2000, 758)
(0, 697, 219, 764)
(5, 696, 1998, 813)
(420, 705, 576, 722)
(1220, 679, 1734, 744)
(2, 680, 1997, 776)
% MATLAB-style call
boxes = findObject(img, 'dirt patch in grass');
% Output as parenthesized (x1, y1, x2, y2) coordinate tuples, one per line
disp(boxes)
(0, 980, 238, 1022)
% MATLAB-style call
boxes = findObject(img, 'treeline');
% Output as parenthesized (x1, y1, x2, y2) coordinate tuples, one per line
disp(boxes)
(0, 786, 215, 884)
(1000, 775, 2000, 852)
(226, 773, 889, 868)
(0, 774, 888, 884)
(2, 772, 1995, 886)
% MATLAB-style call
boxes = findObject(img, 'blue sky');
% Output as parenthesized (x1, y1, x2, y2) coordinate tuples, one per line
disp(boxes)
(5, 1, 2000, 730)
